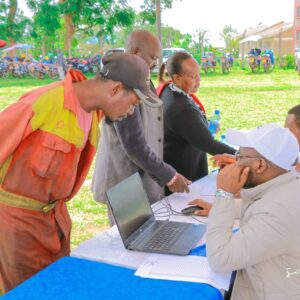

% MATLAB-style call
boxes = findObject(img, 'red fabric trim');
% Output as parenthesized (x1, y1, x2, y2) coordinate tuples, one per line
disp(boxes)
(0, 40, 7, 48)
(156, 81, 172, 97)
(190, 94, 206, 113)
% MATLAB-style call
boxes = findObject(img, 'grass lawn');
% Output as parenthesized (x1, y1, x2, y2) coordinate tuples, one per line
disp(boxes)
(0, 67, 299, 249)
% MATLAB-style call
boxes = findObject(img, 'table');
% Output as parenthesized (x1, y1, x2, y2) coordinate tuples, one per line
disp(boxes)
(3, 174, 229, 300)
(2, 256, 223, 300)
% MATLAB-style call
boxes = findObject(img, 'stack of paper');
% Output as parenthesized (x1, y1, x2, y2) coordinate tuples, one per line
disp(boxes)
(135, 254, 231, 291)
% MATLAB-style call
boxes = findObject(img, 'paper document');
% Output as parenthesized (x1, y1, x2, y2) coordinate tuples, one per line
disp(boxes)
(135, 254, 231, 291)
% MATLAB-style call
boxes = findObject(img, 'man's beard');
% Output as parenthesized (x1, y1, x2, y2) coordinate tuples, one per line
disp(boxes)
(243, 182, 256, 189)
(243, 169, 256, 189)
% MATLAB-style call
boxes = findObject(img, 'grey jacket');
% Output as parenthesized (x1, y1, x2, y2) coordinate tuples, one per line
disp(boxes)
(207, 171, 300, 300)
(91, 89, 175, 205)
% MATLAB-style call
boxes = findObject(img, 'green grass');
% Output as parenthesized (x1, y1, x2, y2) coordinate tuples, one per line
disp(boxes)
(197, 68, 300, 133)
(1, 68, 299, 249)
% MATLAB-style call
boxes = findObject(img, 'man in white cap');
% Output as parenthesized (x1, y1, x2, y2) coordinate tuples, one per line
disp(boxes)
(206, 124, 300, 300)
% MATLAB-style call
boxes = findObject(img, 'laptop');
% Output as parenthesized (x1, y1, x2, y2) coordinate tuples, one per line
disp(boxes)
(106, 173, 206, 255)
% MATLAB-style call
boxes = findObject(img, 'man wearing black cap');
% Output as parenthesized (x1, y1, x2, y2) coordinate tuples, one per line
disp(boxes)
(0, 53, 149, 294)
(92, 30, 191, 224)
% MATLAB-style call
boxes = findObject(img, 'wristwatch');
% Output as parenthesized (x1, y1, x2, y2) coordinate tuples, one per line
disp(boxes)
(215, 188, 234, 199)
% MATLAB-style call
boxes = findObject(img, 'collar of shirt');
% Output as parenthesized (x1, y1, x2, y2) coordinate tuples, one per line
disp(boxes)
(169, 83, 195, 103)
(62, 69, 87, 114)
(169, 83, 208, 125)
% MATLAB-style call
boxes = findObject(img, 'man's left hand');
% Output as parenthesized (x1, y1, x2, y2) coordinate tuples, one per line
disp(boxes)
(217, 164, 249, 194)
(188, 199, 212, 216)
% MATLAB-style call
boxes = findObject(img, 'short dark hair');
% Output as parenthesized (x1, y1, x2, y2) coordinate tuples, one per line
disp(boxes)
(159, 51, 193, 83)
(288, 104, 300, 129)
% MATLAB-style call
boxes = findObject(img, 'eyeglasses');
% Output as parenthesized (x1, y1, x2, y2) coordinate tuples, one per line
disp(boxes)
(235, 151, 272, 169)
(235, 151, 262, 161)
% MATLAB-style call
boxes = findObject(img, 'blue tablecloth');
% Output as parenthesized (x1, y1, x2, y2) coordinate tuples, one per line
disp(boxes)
(2, 255, 223, 300)
(190, 243, 207, 256)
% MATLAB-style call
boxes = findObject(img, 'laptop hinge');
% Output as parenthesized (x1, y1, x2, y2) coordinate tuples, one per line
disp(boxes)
(124, 216, 156, 248)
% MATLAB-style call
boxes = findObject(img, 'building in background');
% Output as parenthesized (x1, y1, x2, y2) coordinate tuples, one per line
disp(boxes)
(294, 0, 300, 49)
(239, 21, 293, 67)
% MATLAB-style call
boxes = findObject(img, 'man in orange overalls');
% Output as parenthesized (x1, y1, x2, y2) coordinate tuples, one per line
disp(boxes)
(0, 53, 152, 294)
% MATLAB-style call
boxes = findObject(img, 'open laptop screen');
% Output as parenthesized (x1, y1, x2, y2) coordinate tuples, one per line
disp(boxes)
(106, 173, 153, 242)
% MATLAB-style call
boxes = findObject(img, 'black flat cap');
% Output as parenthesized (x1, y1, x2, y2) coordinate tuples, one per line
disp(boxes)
(100, 52, 154, 104)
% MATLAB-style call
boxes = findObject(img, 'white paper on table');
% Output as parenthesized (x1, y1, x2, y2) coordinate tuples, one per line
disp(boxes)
(71, 227, 150, 269)
(135, 254, 231, 291)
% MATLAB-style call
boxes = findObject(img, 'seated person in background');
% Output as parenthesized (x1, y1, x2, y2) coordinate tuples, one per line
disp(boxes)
(285, 104, 300, 172)
(158, 51, 236, 194)
(207, 124, 300, 299)
(249, 48, 261, 65)
(262, 48, 274, 65)
(207, 52, 216, 67)
(226, 52, 234, 67)
(254, 47, 261, 56)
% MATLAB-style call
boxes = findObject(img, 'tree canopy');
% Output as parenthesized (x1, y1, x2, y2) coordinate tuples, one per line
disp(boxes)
(0, 1, 239, 59)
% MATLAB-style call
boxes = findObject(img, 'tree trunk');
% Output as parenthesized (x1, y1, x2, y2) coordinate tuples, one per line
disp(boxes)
(42, 36, 47, 57)
(199, 37, 204, 57)
(197, 29, 207, 57)
(241, 43, 245, 68)
(7, 0, 17, 57)
(98, 35, 105, 54)
(59, 0, 75, 57)
(279, 30, 282, 68)
(156, 0, 162, 67)
(64, 13, 75, 57)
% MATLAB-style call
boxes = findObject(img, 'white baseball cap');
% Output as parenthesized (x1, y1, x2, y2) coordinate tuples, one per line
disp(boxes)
(226, 124, 299, 171)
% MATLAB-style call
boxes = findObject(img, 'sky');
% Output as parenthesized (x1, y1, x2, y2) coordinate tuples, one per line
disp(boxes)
(130, 0, 294, 46)
(19, 0, 294, 47)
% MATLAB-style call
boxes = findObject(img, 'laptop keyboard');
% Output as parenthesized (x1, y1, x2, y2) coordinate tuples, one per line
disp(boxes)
(143, 222, 189, 251)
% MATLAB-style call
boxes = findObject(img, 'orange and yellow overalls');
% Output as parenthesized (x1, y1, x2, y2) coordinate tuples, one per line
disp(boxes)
(0, 70, 100, 293)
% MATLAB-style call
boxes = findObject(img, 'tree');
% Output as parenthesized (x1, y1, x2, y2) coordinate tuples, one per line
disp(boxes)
(2, 0, 17, 46)
(180, 33, 193, 50)
(59, 0, 135, 56)
(0, 0, 31, 55)
(27, 0, 61, 56)
(141, 0, 180, 65)
(142, 0, 176, 12)
(196, 28, 209, 57)
(161, 26, 183, 47)
(220, 25, 240, 57)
